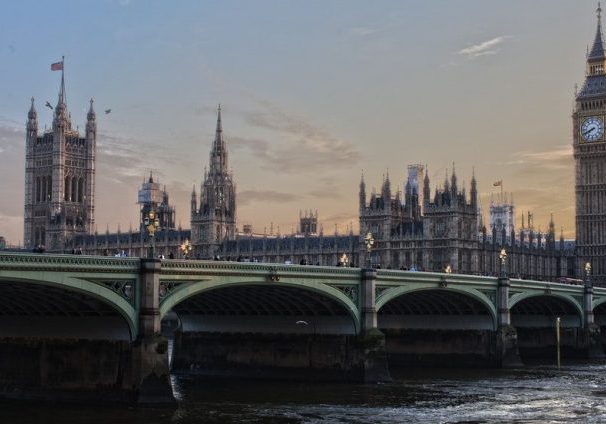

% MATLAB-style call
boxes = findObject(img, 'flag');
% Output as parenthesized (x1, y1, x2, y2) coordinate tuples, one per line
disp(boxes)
(493, 180, 502, 187)
(51, 61, 63, 71)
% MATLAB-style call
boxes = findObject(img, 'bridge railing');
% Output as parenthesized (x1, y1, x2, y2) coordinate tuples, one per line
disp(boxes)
(0, 252, 140, 272)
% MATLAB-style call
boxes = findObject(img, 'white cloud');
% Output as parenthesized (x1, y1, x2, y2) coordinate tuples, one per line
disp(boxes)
(458, 36, 510, 58)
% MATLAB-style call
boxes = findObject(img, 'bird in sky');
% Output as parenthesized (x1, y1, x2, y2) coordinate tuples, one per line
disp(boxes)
(104, 109, 111, 114)
(45, 101, 53, 110)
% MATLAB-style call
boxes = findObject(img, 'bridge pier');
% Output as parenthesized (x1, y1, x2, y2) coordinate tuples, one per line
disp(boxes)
(495, 276, 522, 367)
(359, 269, 391, 383)
(134, 259, 175, 405)
(582, 283, 604, 359)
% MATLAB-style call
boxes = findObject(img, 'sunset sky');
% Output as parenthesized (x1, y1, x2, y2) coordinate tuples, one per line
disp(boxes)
(0, 0, 598, 245)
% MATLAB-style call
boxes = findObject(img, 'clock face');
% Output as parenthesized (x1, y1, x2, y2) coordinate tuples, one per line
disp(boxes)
(581, 116, 604, 142)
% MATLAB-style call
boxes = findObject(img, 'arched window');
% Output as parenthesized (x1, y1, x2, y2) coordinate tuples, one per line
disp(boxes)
(64, 176, 70, 201)
(36, 177, 41, 203)
(71, 177, 77, 203)
(78, 178, 84, 203)
(40, 177, 48, 202)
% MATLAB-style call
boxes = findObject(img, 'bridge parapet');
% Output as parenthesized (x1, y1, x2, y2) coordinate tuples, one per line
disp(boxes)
(0, 252, 140, 273)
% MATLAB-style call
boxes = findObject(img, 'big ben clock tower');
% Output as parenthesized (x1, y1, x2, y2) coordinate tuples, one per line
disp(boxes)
(574, 4, 606, 284)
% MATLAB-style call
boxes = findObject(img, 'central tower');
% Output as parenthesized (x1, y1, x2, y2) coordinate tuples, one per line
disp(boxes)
(23, 65, 96, 251)
(574, 5, 606, 283)
(191, 106, 236, 258)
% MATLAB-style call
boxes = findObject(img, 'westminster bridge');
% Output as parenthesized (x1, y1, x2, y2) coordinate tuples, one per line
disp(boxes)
(0, 252, 605, 404)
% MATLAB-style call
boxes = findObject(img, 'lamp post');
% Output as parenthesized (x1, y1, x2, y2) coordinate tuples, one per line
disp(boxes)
(339, 253, 349, 267)
(499, 248, 508, 278)
(585, 261, 592, 288)
(180, 238, 192, 259)
(144, 210, 160, 258)
(363, 232, 375, 269)
(444, 264, 452, 274)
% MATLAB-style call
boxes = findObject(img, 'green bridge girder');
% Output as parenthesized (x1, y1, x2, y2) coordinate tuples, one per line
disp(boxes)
(0, 252, 603, 340)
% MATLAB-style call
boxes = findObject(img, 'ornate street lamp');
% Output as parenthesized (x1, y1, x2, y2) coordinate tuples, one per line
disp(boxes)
(180, 238, 192, 259)
(499, 248, 508, 278)
(143, 210, 160, 258)
(585, 261, 592, 288)
(363, 232, 375, 269)
(339, 253, 349, 267)
(444, 264, 452, 274)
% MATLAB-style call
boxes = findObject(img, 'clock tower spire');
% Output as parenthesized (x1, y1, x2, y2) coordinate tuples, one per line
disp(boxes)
(574, 3, 606, 284)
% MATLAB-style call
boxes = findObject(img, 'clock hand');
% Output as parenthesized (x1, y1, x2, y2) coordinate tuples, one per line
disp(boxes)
(583, 127, 597, 136)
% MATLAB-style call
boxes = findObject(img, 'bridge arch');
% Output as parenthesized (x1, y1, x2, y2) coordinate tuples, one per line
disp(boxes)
(376, 286, 497, 330)
(591, 297, 606, 326)
(509, 292, 583, 328)
(0, 276, 137, 340)
(160, 279, 360, 334)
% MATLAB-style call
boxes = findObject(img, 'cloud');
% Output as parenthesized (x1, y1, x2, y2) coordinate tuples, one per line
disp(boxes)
(231, 103, 360, 174)
(458, 36, 510, 58)
(238, 190, 299, 206)
(505, 145, 572, 171)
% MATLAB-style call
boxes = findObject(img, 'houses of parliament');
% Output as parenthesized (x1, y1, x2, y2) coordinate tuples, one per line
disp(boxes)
(19, 7, 606, 283)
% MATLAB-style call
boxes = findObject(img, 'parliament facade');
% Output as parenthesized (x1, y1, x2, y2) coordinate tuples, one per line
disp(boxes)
(26, 7, 606, 283)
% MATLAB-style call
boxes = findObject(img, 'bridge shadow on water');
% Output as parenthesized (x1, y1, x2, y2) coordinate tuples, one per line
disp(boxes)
(5, 360, 606, 424)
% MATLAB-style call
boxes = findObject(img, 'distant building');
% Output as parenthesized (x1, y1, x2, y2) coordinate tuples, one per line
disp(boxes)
(137, 173, 175, 231)
(0, 237, 6, 250)
(489, 192, 515, 245)
(64, 107, 574, 280)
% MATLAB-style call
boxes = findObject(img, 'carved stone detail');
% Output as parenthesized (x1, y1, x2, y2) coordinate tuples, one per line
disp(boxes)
(334, 285, 358, 304)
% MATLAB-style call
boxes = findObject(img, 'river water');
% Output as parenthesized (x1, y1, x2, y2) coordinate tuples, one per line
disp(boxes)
(5, 363, 606, 423)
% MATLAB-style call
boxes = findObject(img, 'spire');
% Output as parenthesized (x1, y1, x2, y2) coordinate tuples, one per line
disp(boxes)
(87, 98, 96, 120)
(53, 57, 70, 129)
(589, 3, 606, 61)
(359, 171, 366, 210)
(470, 167, 477, 207)
(28, 97, 37, 119)
(58, 56, 66, 106)
(86, 98, 96, 136)
(423, 165, 431, 205)
(209, 104, 228, 175)
(213, 104, 224, 151)
(27, 97, 38, 132)
(149, 171, 154, 184)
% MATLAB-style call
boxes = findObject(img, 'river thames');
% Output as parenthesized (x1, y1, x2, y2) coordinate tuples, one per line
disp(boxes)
(4, 362, 606, 423)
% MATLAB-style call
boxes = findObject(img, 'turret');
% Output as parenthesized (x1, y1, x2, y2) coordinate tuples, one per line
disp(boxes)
(191, 185, 197, 214)
(27, 97, 37, 133)
(382, 172, 391, 201)
(423, 166, 431, 207)
(359, 173, 366, 211)
(470, 168, 478, 207)
(450, 163, 458, 197)
(86, 98, 96, 136)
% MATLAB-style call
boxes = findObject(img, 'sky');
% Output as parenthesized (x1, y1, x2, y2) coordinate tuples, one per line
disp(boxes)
(0, 0, 598, 245)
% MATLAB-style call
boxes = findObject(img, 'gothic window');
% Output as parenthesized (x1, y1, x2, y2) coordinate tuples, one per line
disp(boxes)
(64, 176, 70, 201)
(71, 177, 77, 203)
(36, 177, 41, 203)
(78, 178, 84, 203)
(47, 176, 52, 201)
